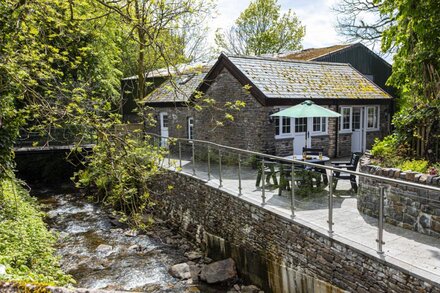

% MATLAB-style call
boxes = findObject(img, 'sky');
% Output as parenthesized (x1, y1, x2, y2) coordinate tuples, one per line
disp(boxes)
(208, 0, 344, 51)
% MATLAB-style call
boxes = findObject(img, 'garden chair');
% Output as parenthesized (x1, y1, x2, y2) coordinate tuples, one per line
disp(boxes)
(331, 152, 362, 193)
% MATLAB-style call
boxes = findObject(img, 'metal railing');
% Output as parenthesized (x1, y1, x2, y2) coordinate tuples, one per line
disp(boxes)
(146, 133, 440, 258)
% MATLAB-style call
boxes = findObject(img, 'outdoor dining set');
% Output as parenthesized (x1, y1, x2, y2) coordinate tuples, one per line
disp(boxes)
(255, 148, 361, 196)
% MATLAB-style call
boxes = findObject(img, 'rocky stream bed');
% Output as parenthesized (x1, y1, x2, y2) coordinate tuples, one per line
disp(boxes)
(35, 190, 262, 293)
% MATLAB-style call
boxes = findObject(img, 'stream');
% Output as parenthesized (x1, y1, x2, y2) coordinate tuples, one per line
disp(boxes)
(37, 190, 229, 292)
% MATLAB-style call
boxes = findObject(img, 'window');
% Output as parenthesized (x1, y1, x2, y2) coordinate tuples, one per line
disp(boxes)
(295, 118, 307, 133)
(275, 116, 292, 137)
(161, 113, 168, 128)
(312, 117, 327, 134)
(340, 107, 352, 132)
(282, 117, 291, 133)
(187, 117, 194, 140)
(352, 108, 361, 130)
(367, 106, 379, 129)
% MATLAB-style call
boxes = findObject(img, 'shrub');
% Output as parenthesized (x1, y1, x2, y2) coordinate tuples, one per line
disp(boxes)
(371, 134, 399, 158)
(397, 160, 429, 173)
(0, 178, 74, 286)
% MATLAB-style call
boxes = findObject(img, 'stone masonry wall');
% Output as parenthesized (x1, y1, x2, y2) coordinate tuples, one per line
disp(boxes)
(197, 68, 274, 154)
(359, 163, 440, 238)
(150, 170, 440, 293)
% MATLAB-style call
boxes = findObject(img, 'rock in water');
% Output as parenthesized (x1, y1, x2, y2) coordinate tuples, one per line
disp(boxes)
(185, 251, 203, 261)
(169, 263, 192, 280)
(200, 258, 237, 284)
(241, 285, 262, 293)
(96, 244, 113, 257)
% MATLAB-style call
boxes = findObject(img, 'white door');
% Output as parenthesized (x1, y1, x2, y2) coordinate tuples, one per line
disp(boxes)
(351, 107, 364, 152)
(293, 117, 311, 155)
(159, 112, 169, 147)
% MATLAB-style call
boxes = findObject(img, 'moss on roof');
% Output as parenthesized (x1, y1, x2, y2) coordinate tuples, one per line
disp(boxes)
(279, 45, 351, 61)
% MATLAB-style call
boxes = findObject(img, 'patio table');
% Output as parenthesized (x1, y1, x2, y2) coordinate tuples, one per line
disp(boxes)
(278, 155, 330, 196)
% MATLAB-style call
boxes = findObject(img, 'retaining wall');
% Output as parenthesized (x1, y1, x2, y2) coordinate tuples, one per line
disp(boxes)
(358, 164, 440, 238)
(150, 170, 440, 293)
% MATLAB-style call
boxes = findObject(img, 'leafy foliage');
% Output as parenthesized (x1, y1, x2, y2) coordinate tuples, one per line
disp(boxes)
(0, 178, 74, 285)
(397, 160, 429, 174)
(76, 131, 165, 228)
(215, 0, 305, 55)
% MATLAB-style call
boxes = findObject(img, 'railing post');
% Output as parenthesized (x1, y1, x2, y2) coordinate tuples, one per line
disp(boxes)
(218, 149, 223, 188)
(377, 185, 386, 254)
(167, 138, 171, 166)
(238, 154, 242, 196)
(191, 142, 196, 175)
(328, 172, 334, 234)
(207, 145, 211, 180)
(261, 160, 266, 205)
(290, 162, 295, 218)
(178, 141, 182, 170)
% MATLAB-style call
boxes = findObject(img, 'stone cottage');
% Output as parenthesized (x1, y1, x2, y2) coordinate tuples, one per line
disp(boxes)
(121, 52, 393, 157)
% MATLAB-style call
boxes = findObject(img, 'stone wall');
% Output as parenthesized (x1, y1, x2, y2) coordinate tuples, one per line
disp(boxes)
(197, 68, 274, 154)
(358, 163, 440, 238)
(150, 170, 440, 293)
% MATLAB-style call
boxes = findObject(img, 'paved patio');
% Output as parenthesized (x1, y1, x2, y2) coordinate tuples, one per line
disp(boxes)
(161, 155, 440, 283)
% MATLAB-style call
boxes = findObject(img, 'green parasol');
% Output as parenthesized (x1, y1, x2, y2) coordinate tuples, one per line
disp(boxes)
(270, 100, 341, 118)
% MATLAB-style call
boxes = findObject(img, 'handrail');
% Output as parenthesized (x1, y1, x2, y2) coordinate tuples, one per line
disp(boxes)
(146, 132, 440, 193)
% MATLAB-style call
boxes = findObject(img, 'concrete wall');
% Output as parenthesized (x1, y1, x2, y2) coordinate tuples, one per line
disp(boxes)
(150, 170, 440, 293)
(359, 163, 440, 238)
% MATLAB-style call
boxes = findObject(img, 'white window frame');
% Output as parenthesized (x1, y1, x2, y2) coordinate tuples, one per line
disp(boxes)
(311, 117, 328, 135)
(366, 106, 380, 131)
(275, 116, 294, 139)
(187, 117, 194, 140)
(340, 107, 352, 133)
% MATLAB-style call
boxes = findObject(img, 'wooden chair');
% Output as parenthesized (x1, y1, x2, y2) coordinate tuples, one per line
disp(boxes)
(331, 152, 362, 192)
(277, 164, 309, 196)
(302, 147, 328, 186)
(302, 147, 324, 156)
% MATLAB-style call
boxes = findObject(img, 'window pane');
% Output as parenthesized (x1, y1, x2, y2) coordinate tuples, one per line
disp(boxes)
(188, 117, 194, 139)
(162, 114, 168, 127)
(352, 108, 361, 130)
(275, 117, 280, 135)
(295, 118, 307, 133)
(342, 108, 350, 130)
(313, 117, 321, 132)
(282, 117, 291, 134)
(367, 107, 377, 128)
(321, 118, 326, 132)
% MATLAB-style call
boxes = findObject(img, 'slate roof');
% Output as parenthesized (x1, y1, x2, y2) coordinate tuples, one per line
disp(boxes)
(226, 55, 391, 100)
(278, 44, 351, 61)
(146, 72, 207, 103)
(123, 62, 213, 80)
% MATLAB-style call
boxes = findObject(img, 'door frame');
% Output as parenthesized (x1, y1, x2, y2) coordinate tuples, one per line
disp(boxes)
(159, 112, 169, 147)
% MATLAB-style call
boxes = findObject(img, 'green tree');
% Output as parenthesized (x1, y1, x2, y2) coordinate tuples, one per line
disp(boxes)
(215, 0, 305, 56)
(364, 0, 440, 160)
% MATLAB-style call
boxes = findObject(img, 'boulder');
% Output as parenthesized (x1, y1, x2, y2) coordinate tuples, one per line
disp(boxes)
(169, 263, 192, 280)
(0, 264, 6, 275)
(200, 258, 237, 284)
